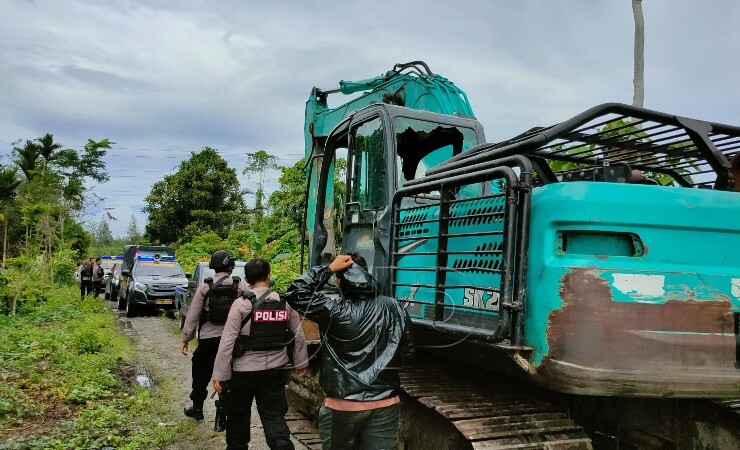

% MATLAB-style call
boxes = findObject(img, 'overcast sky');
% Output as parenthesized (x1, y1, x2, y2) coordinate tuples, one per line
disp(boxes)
(1, 0, 739, 236)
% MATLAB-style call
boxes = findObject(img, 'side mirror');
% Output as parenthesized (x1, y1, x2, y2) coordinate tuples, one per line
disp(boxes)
(269, 279, 276, 287)
(187, 280, 198, 289)
(345, 201, 361, 214)
(121, 270, 130, 277)
(345, 201, 362, 224)
(185, 273, 192, 279)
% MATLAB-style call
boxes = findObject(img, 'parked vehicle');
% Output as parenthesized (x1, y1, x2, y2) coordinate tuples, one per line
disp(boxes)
(175, 260, 247, 329)
(121, 245, 174, 274)
(104, 262, 123, 301)
(99, 255, 121, 295)
(117, 254, 188, 318)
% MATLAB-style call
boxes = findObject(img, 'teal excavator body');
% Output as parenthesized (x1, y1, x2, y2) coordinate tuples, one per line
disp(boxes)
(302, 61, 740, 399)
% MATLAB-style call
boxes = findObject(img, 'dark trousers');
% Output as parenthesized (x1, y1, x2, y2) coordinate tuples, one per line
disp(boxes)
(92, 281, 102, 297)
(226, 368, 294, 450)
(322, 403, 400, 450)
(190, 337, 221, 407)
(80, 281, 92, 299)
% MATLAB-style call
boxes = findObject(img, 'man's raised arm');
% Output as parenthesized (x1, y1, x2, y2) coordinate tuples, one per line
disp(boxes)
(282, 255, 353, 326)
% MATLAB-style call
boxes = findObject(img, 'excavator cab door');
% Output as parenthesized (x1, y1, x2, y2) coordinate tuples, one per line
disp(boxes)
(342, 114, 393, 290)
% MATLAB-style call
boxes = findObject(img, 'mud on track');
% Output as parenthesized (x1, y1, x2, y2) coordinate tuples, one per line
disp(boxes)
(116, 305, 310, 450)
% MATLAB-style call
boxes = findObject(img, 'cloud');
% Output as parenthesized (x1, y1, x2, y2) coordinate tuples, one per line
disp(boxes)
(1, 0, 739, 236)
(56, 64, 157, 92)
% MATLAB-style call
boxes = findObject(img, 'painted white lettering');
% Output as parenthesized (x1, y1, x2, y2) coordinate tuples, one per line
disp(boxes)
(463, 288, 499, 311)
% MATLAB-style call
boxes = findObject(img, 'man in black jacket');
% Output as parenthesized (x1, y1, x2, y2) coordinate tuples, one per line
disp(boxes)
(283, 253, 413, 450)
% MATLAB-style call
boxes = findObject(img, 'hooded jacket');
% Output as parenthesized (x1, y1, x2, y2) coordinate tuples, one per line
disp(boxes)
(283, 264, 413, 402)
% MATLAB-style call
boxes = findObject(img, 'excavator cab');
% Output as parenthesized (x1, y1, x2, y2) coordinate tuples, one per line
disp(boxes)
(309, 104, 486, 293)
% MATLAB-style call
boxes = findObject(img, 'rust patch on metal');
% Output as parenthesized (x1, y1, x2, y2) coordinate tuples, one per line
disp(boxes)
(540, 268, 737, 396)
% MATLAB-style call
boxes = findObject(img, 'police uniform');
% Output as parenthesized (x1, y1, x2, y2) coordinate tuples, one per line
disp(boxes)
(78, 263, 93, 299)
(212, 287, 309, 450)
(91, 261, 105, 297)
(182, 272, 250, 415)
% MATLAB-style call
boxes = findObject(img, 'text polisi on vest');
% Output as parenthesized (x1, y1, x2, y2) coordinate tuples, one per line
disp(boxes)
(253, 309, 289, 322)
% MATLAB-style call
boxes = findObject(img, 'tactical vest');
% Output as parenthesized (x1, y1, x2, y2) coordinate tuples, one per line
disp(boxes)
(203, 276, 240, 324)
(81, 265, 93, 282)
(245, 293, 291, 352)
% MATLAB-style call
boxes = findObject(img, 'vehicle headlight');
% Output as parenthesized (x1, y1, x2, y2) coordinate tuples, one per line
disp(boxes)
(134, 281, 147, 292)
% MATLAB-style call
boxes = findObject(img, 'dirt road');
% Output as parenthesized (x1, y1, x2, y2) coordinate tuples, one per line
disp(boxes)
(118, 306, 310, 450)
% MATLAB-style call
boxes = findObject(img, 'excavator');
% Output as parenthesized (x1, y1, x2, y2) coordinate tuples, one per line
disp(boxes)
(291, 61, 740, 449)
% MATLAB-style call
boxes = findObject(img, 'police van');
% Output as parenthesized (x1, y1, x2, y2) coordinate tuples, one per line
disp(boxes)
(117, 248, 188, 318)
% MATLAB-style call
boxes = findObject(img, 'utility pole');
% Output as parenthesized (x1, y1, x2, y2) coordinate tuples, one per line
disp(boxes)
(632, 0, 645, 108)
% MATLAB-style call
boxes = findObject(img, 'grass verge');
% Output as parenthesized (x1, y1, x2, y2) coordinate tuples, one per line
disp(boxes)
(0, 287, 184, 449)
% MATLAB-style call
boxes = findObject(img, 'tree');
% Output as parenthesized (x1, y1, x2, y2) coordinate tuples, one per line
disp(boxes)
(632, 0, 645, 108)
(266, 157, 346, 244)
(37, 133, 63, 162)
(54, 138, 112, 208)
(9, 134, 109, 260)
(126, 215, 141, 243)
(243, 150, 278, 212)
(0, 167, 21, 201)
(0, 167, 21, 263)
(144, 147, 245, 244)
(92, 219, 114, 247)
(267, 159, 308, 233)
(13, 141, 41, 183)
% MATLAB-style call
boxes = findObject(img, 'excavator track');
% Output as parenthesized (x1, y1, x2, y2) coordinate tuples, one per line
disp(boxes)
(286, 356, 738, 449)
(399, 365, 593, 449)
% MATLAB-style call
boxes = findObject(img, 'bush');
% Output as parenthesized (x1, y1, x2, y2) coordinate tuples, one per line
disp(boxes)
(0, 288, 179, 449)
(51, 248, 78, 285)
(174, 231, 226, 273)
(72, 329, 105, 355)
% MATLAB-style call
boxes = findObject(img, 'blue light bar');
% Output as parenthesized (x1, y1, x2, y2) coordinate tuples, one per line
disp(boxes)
(136, 254, 175, 261)
(102, 255, 124, 260)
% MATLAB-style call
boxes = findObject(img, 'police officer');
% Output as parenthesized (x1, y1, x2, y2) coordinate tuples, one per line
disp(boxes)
(92, 257, 105, 297)
(180, 250, 250, 421)
(77, 258, 93, 299)
(212, 258, 309, 450)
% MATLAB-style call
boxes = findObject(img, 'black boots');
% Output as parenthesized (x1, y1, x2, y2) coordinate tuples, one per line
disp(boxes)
(184, 405, 204, 421)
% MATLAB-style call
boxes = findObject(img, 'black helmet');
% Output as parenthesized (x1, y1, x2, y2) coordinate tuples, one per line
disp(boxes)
(209, 250, 235, 271)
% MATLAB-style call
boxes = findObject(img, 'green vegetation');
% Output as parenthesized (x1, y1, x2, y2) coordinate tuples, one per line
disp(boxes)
(142, 147, 346, 290)
(0, 128, 182, 447)
(0, 288, 181, 449)
(0, 132, 113, 314)
(143, 147, 246, 244)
